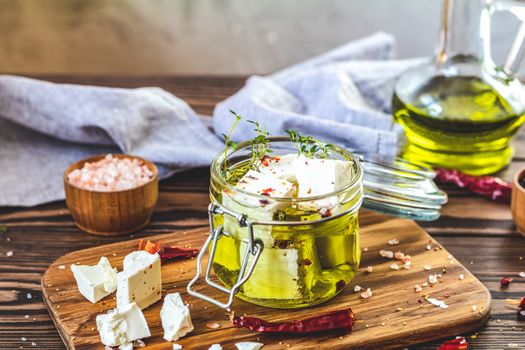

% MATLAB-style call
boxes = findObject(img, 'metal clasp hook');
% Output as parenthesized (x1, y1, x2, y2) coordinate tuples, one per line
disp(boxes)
(187, 202, 263, 310)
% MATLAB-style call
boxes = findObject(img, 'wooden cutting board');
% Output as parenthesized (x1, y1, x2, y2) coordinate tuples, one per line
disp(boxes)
(42, 211, 490, 350)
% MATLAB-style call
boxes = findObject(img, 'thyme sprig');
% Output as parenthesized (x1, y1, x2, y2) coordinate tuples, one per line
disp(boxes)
(285, 129, 333, 159)
(247, 120, 272, 170)
(221, 110, 242, 176)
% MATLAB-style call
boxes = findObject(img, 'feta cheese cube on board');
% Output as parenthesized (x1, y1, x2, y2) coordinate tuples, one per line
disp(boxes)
(70, 257, 117, 303)
(96, 302, 150, 347)
(293, 155, 353, 210)
(160, 293, 194, 341)
(235, 342, 264, 350)
(258, 154, 298, 182)
(117, 251, 162, 310)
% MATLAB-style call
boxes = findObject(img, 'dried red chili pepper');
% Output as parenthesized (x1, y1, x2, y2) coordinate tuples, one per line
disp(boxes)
(435, 168, 512, 204)
(232, 309, 355, 334)
(519, 297, 525, 310)
(500, 277, 513, 287)
(137, 239, 197, 263)
(437, 337, 468, 350)
(159, 246, 199, 262)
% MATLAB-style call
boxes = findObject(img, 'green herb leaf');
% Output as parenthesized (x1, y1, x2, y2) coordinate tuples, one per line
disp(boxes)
(285, 129, 333, 159)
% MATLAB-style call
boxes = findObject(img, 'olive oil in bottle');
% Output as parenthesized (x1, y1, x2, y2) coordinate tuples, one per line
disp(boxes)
(393, 76, 525, 175)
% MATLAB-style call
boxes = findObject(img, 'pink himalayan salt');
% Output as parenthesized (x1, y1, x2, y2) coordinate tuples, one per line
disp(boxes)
(67, 154, 153, 192)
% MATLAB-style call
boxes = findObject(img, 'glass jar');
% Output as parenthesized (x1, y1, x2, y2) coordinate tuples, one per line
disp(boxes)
(188, 137, 363, 309)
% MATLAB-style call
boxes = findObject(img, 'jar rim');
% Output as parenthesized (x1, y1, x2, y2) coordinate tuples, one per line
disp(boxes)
(210, 136, 363, 203)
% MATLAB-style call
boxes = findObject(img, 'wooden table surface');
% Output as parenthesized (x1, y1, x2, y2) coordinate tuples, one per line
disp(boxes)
(0, 75, 524, 350)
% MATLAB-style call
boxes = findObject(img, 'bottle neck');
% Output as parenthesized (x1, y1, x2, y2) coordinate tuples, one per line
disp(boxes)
(435, 0, 484, 66)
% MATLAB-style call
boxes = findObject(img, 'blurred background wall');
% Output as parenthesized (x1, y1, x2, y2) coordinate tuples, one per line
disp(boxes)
(0, 0, 520, 75)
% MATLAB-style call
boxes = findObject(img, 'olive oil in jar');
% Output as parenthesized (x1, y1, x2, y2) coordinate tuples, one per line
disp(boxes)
(393, 76, 525, 175)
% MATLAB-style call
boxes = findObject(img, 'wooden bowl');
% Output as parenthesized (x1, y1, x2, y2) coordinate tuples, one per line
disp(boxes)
(511, 166, 525, 237)
(64, 154, 158, 236)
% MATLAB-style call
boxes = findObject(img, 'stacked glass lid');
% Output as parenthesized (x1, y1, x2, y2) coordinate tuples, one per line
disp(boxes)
(361, 156, 447, 221)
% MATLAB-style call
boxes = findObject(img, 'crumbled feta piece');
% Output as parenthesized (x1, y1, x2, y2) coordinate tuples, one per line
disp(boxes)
(160, 293, 194, 341)
(117, 251, 162, 310)
(354, 285, 362, 292)
(428, 274, 438, 285)
(366, 266, 373, 273)
(259, 154, 297, 182)
(173, 345, 183, 350)
(96, 302, 150, 347)
(209, 345, 222, 350)
(390, 263, 400, 270)
(235, 342, 264, 350)
(71, 257, 117, 303)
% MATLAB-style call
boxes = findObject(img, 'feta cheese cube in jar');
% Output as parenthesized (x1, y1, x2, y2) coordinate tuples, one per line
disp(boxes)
(208, 137, 363, 308)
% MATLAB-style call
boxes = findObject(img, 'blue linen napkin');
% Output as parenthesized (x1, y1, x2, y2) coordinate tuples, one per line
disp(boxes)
(214, 32, 425, 160)
(0, 32, 423, 206)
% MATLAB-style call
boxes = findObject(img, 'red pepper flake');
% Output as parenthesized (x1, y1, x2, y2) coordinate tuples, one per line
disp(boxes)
(232, 309, 355, 334)
(519, 297, 525, 309)
(138, 239, 198, 263)
(261, 155, 271, 167)
(259, 199, 270, 205)
(500, 277, 513, 288)
(302, 259, 312, 266)
(435, 168, 512, 204)
(261, 188, 274, 196)
(437, 337, 468, 350)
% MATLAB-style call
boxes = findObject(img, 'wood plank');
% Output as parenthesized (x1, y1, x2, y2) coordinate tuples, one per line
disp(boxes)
(42, 214, 490, 350)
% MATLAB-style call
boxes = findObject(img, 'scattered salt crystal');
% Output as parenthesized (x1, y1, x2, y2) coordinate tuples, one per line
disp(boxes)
(402, 255, 412, 263)
(24, 315, 29, 319)
(363, 247, 368, 252)
(58, 265, 65, 270)
(388, 239, 399, 245)
(426, 297, 448, 309)
(403, 262, 411, 270)
(394, 251, 405, 260)
(6, 251, 13, 257)
(424, 265, 432, 271)
(422, 282, 428, 287)
(414, 284, 423, 292)
(31, 342, 36, 347)
(173, 345, 183, 350)
(459, 274, 464, 280)
(426, 244, 432, 250)
(209, 345, 222, 350)
(235, 342, 264, 350)
(429, 274, 438, 285)
(380, 250, 394, 259)
(21, 337, 27, 341)
(390, 263, 400, 270)
(26, 293, 32, 299)
(472, 305, 477, 312)
(366, 266, 373, 273)
(67, 154, 154, 192)
(360, 288, 373, 299)
(519, 271, 525, 278)
(353, 285, 362, 292)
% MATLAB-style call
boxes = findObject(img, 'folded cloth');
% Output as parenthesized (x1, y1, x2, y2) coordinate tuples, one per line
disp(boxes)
(213, 32, 426, 160)
(0, 32, 424, 207)
(0, 78, 222, 206)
